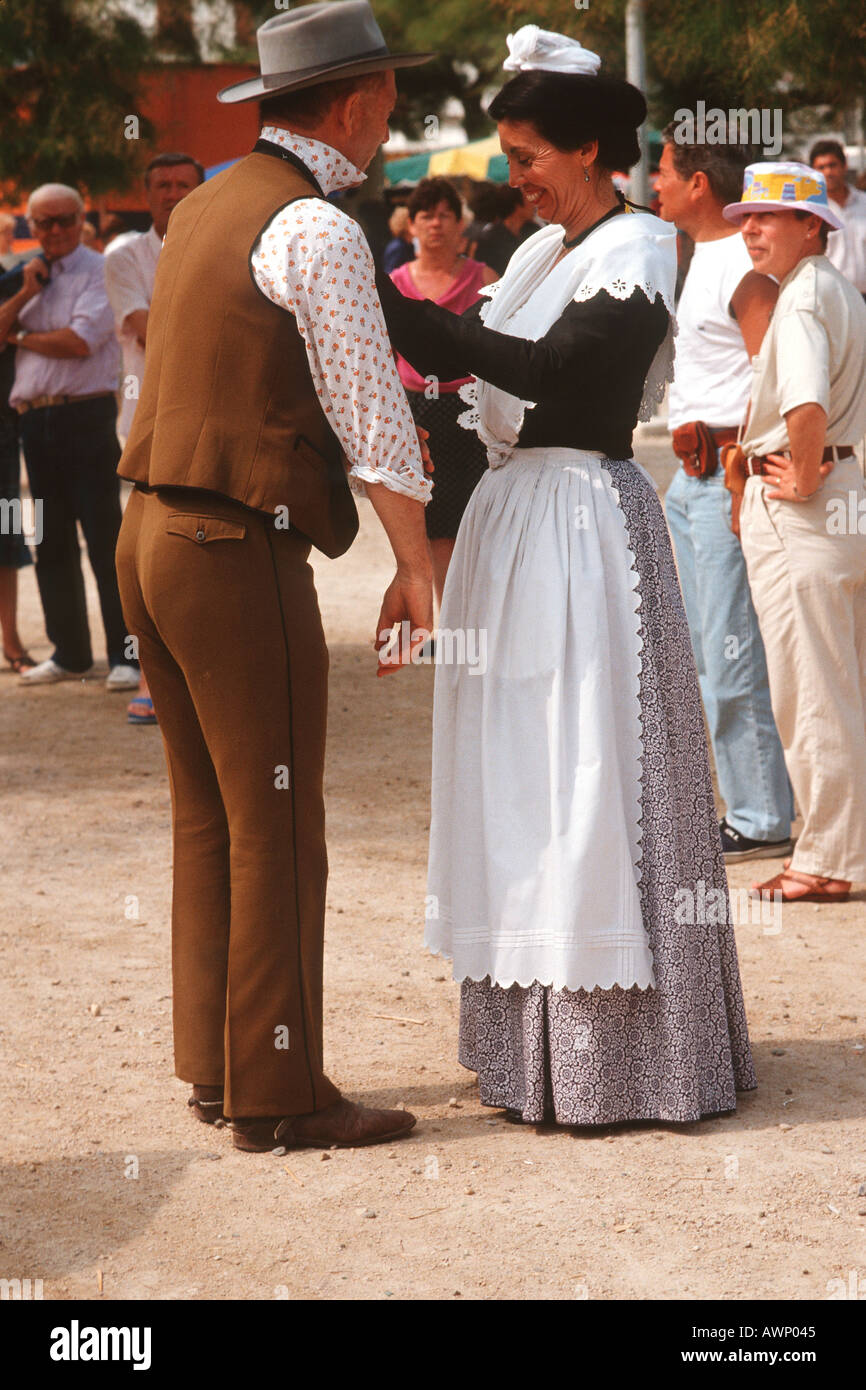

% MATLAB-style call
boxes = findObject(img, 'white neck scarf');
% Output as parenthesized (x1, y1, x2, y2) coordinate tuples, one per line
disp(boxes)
(458, 211, 678, 465)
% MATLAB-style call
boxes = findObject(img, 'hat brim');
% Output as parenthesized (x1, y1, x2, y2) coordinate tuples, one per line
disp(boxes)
(723, 198, 843, 232)
(218, 51, 434, 105)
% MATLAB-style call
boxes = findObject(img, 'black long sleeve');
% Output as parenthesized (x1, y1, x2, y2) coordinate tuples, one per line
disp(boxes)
(378, 267, 669, 460)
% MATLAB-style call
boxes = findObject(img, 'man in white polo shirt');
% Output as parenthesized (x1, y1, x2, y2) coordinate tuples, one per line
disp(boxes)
(810, 139, 866, 296)
(724, 162, 866, 903)
(657, 126, 793, 864)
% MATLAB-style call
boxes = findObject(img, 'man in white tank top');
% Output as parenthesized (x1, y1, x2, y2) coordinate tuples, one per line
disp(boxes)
(657, 126, 794, 862)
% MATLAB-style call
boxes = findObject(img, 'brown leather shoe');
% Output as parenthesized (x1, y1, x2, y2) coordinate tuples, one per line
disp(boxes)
(231, 1097, 416, 1153)
(188, 1084, 225, 1124)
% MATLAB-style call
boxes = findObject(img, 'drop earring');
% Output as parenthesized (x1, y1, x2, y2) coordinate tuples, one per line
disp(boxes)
(584, 166, 591, 183)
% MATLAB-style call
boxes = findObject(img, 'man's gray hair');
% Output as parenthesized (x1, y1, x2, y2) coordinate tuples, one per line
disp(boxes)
(27, 184, 85, 216)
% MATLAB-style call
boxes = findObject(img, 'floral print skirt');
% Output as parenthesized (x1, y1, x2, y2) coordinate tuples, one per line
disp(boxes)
(456, 456, 757, 1125)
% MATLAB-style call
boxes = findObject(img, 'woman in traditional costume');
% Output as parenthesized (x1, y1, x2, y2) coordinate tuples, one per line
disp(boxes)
(378, 25, 756, 1126)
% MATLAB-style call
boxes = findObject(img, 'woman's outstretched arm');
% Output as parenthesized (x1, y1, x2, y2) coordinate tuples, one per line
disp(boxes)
(377, 269, 668, 402)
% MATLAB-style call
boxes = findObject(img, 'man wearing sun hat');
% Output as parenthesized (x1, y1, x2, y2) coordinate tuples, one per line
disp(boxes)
(722, 161, 866, 905)
(115, 2, 436, 1154)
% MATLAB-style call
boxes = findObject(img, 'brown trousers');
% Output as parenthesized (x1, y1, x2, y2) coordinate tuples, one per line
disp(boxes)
(116, 486, 341, 1118)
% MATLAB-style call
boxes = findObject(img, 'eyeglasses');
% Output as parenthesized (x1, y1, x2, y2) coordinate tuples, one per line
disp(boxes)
(31, 213, 80, 232)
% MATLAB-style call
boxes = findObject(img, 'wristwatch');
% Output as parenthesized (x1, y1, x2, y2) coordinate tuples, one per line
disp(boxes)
(14, 329, 27, 346)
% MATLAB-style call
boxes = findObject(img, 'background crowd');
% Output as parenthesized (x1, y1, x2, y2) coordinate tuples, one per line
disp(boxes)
(1, 129, 865, 899)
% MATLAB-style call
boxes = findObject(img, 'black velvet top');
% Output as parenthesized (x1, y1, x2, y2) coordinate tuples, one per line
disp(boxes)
(376, 212, 670, 461)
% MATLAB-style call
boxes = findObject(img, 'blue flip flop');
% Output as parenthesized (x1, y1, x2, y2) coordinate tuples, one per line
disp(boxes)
(127, 695, 158, 726)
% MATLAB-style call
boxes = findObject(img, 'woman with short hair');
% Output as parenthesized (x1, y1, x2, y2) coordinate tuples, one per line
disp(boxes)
(378, 27, 755, 1127)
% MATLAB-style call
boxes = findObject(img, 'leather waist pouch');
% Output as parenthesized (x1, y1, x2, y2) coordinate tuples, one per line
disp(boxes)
(672, 420, 720, 479)
(720, 441, 748, 495)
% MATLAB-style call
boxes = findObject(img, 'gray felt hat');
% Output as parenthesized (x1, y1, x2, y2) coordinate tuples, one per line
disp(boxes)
(217, 1, 433, 105)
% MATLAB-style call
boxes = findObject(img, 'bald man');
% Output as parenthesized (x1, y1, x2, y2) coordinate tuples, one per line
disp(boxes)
(0, 184, 137, 688)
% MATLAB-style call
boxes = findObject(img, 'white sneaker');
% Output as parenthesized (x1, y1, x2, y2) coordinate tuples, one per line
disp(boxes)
(106, 664, 141, 691)
(19, 658, 91, 685)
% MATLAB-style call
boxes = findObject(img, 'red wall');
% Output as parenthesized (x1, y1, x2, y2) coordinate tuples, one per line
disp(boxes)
(2, 63, 261, 224)
(135, 63, 261, 177)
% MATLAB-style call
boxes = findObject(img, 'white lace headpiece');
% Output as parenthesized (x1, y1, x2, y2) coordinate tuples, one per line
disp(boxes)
(503, 25, 602, 76)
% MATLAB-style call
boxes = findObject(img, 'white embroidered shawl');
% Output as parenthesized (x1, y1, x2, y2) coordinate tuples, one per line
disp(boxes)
(458, 210, 678, 466)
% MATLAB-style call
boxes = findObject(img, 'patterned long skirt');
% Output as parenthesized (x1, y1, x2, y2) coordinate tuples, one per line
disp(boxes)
(430, 449, 757, 1125)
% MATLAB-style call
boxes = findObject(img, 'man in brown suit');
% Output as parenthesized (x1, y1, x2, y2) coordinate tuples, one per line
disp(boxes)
(116, 4, 435, 1152)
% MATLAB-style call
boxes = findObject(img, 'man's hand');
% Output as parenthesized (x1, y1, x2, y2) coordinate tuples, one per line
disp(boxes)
(374, 567, 434, 676)
(363, 480, 432, 676)
(21, 257, 49, 300)
(0, 259, 49, 346)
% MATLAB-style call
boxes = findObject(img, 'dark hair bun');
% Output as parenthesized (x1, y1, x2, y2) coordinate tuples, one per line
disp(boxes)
(488, 71, 646, 172)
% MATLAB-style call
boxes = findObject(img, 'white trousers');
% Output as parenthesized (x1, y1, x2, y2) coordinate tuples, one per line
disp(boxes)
(740, 457, 866, 880)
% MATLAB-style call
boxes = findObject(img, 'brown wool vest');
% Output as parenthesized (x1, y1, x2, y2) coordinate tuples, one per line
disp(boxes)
(118, 150, 359, 559)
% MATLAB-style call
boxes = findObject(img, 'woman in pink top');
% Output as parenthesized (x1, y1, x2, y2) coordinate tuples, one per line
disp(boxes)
(390, 178, 498, 604)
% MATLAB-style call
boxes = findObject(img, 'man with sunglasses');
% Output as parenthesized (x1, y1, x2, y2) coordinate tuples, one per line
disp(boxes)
(0, 183, 137, 690)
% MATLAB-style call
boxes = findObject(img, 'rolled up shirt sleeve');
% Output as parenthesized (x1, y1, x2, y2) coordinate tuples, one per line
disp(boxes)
(68, 277, 117, 352)
(251, 201, 431, 503)
(103, 246, 150, 331)
(775, 307, 830, 417)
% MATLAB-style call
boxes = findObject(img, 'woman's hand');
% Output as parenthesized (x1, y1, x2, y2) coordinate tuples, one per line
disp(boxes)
(416, 424, 434, 476)
(764, 451, 833, 501)
(768, 402, 832, 501)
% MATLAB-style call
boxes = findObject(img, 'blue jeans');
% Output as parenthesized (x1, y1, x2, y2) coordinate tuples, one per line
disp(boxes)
(665, 465, 793, 841)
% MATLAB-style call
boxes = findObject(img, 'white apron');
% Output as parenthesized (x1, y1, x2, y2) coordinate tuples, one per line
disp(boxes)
(425, 211, 677, 991)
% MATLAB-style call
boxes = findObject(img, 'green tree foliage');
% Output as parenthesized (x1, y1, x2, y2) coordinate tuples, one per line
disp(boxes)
(0, 0, 154, 199)
(650, 0, 865, 116)
(221, 0, 864, 137)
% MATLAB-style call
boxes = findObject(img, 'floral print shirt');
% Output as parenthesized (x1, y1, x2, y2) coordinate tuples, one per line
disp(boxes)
(250, 127, 431, 503)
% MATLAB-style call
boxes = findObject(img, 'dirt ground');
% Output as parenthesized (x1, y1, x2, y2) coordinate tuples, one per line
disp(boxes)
(1, 435, 864, 1302)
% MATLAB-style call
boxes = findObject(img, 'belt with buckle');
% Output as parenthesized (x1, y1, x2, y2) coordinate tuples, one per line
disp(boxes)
(14, 390, 115, 415)
(747, 444, 854, 476)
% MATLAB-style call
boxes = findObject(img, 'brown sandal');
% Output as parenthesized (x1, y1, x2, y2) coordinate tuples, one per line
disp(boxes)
(750, 869, 851, 904)
(3, 650, 36, 674)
